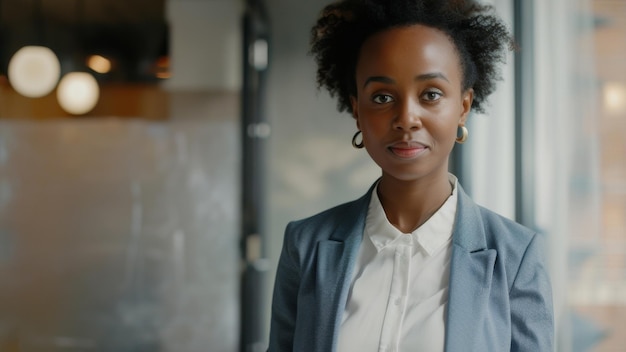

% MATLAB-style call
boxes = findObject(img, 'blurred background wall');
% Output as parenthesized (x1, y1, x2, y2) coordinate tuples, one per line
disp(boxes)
(0, 0, 242, 351)
(0, 0, 624, 351)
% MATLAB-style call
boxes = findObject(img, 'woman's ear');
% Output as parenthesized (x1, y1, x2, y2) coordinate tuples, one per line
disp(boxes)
(460, 88, 474, 125)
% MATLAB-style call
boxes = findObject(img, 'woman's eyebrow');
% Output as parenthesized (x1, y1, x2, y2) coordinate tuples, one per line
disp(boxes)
(415, 72, 449, 83)
(363, 76, 395, 88)
(362, 72, 449, 88)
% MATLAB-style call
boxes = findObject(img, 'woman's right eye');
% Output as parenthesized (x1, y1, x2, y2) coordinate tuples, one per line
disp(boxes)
(372, 94, 394, 104)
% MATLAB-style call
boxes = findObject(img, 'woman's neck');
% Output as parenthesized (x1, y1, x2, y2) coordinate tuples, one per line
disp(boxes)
(376, 173, 453, 233)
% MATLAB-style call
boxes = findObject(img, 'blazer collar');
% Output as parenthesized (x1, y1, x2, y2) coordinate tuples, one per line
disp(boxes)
(327, 181, 376, 242)
(313, 181, 375, 352)
(451, 184, 489, 251)
(444, 185, 497, 351)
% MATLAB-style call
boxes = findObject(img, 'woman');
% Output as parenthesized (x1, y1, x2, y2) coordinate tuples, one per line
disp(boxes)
(268, 1, 554, 351)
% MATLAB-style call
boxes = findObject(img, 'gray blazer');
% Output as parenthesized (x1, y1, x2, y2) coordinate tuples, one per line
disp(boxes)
(268, 182, 554, 352)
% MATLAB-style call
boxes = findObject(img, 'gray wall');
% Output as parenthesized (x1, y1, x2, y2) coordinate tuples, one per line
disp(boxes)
(0, 110, 240, 351)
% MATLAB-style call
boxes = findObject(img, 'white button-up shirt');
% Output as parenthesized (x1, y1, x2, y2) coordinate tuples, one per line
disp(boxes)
(337, 176, 458, 352)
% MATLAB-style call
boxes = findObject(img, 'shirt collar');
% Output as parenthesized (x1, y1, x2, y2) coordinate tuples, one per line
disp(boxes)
(365, 174, 459, 256)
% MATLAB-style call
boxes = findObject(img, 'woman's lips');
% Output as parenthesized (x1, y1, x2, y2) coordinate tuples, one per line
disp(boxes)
(388, 142, 427, 158)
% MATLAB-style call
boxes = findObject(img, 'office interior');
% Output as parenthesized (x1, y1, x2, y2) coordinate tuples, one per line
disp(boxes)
(0, 0, 624, 351)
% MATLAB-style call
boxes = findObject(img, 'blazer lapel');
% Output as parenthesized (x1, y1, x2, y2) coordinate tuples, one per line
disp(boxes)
(313, 184, 374, 352)
(444, 186, 497, 352)
(314, 238, 360, 350)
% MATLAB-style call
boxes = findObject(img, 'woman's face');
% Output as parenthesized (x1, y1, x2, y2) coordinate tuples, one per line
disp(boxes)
(351, 24, 473, 183)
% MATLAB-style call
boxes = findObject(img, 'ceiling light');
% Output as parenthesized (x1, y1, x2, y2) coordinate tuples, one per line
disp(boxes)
(7, 46, 61, 98)
(56, 72, 100, 115)
(87, 55, 112, 74)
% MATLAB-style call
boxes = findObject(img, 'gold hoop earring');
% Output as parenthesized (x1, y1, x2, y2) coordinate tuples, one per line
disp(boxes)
(352, 131, 364, 149)
(456, 126, 468, 144)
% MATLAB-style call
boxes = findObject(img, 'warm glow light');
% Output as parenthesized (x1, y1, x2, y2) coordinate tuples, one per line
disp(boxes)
(87, 55, 112, 74)
(154, 56, 171, 79)
(603, 82, 626, 116)
(56, 72, 100, 115)
(8, 46, 61, 98)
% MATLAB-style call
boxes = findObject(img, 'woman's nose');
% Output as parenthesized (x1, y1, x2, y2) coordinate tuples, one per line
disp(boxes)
(393, 98, 422, 131)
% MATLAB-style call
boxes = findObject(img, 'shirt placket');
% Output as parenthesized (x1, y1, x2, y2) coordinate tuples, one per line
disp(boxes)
(378, 235, 413, 352)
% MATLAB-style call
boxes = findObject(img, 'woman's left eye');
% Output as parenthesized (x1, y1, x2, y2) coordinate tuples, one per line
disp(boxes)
(422, 90, 443, 101)
(372, 94, 394, 104)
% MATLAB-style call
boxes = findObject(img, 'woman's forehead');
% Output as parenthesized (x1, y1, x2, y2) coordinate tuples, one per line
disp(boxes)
(355, 25, 463, 84)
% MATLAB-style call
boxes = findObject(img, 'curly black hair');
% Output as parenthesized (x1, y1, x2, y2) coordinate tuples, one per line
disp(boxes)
(310, 0, 514, 114)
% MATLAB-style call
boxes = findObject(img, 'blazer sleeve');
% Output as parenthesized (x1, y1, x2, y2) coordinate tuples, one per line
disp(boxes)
(509, 233, 554, 352)
(267, 223, 300, 352)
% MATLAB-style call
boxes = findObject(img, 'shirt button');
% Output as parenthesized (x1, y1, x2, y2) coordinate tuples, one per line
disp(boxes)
(395, 298, 402, 306)
(403, 236, 411, 244)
